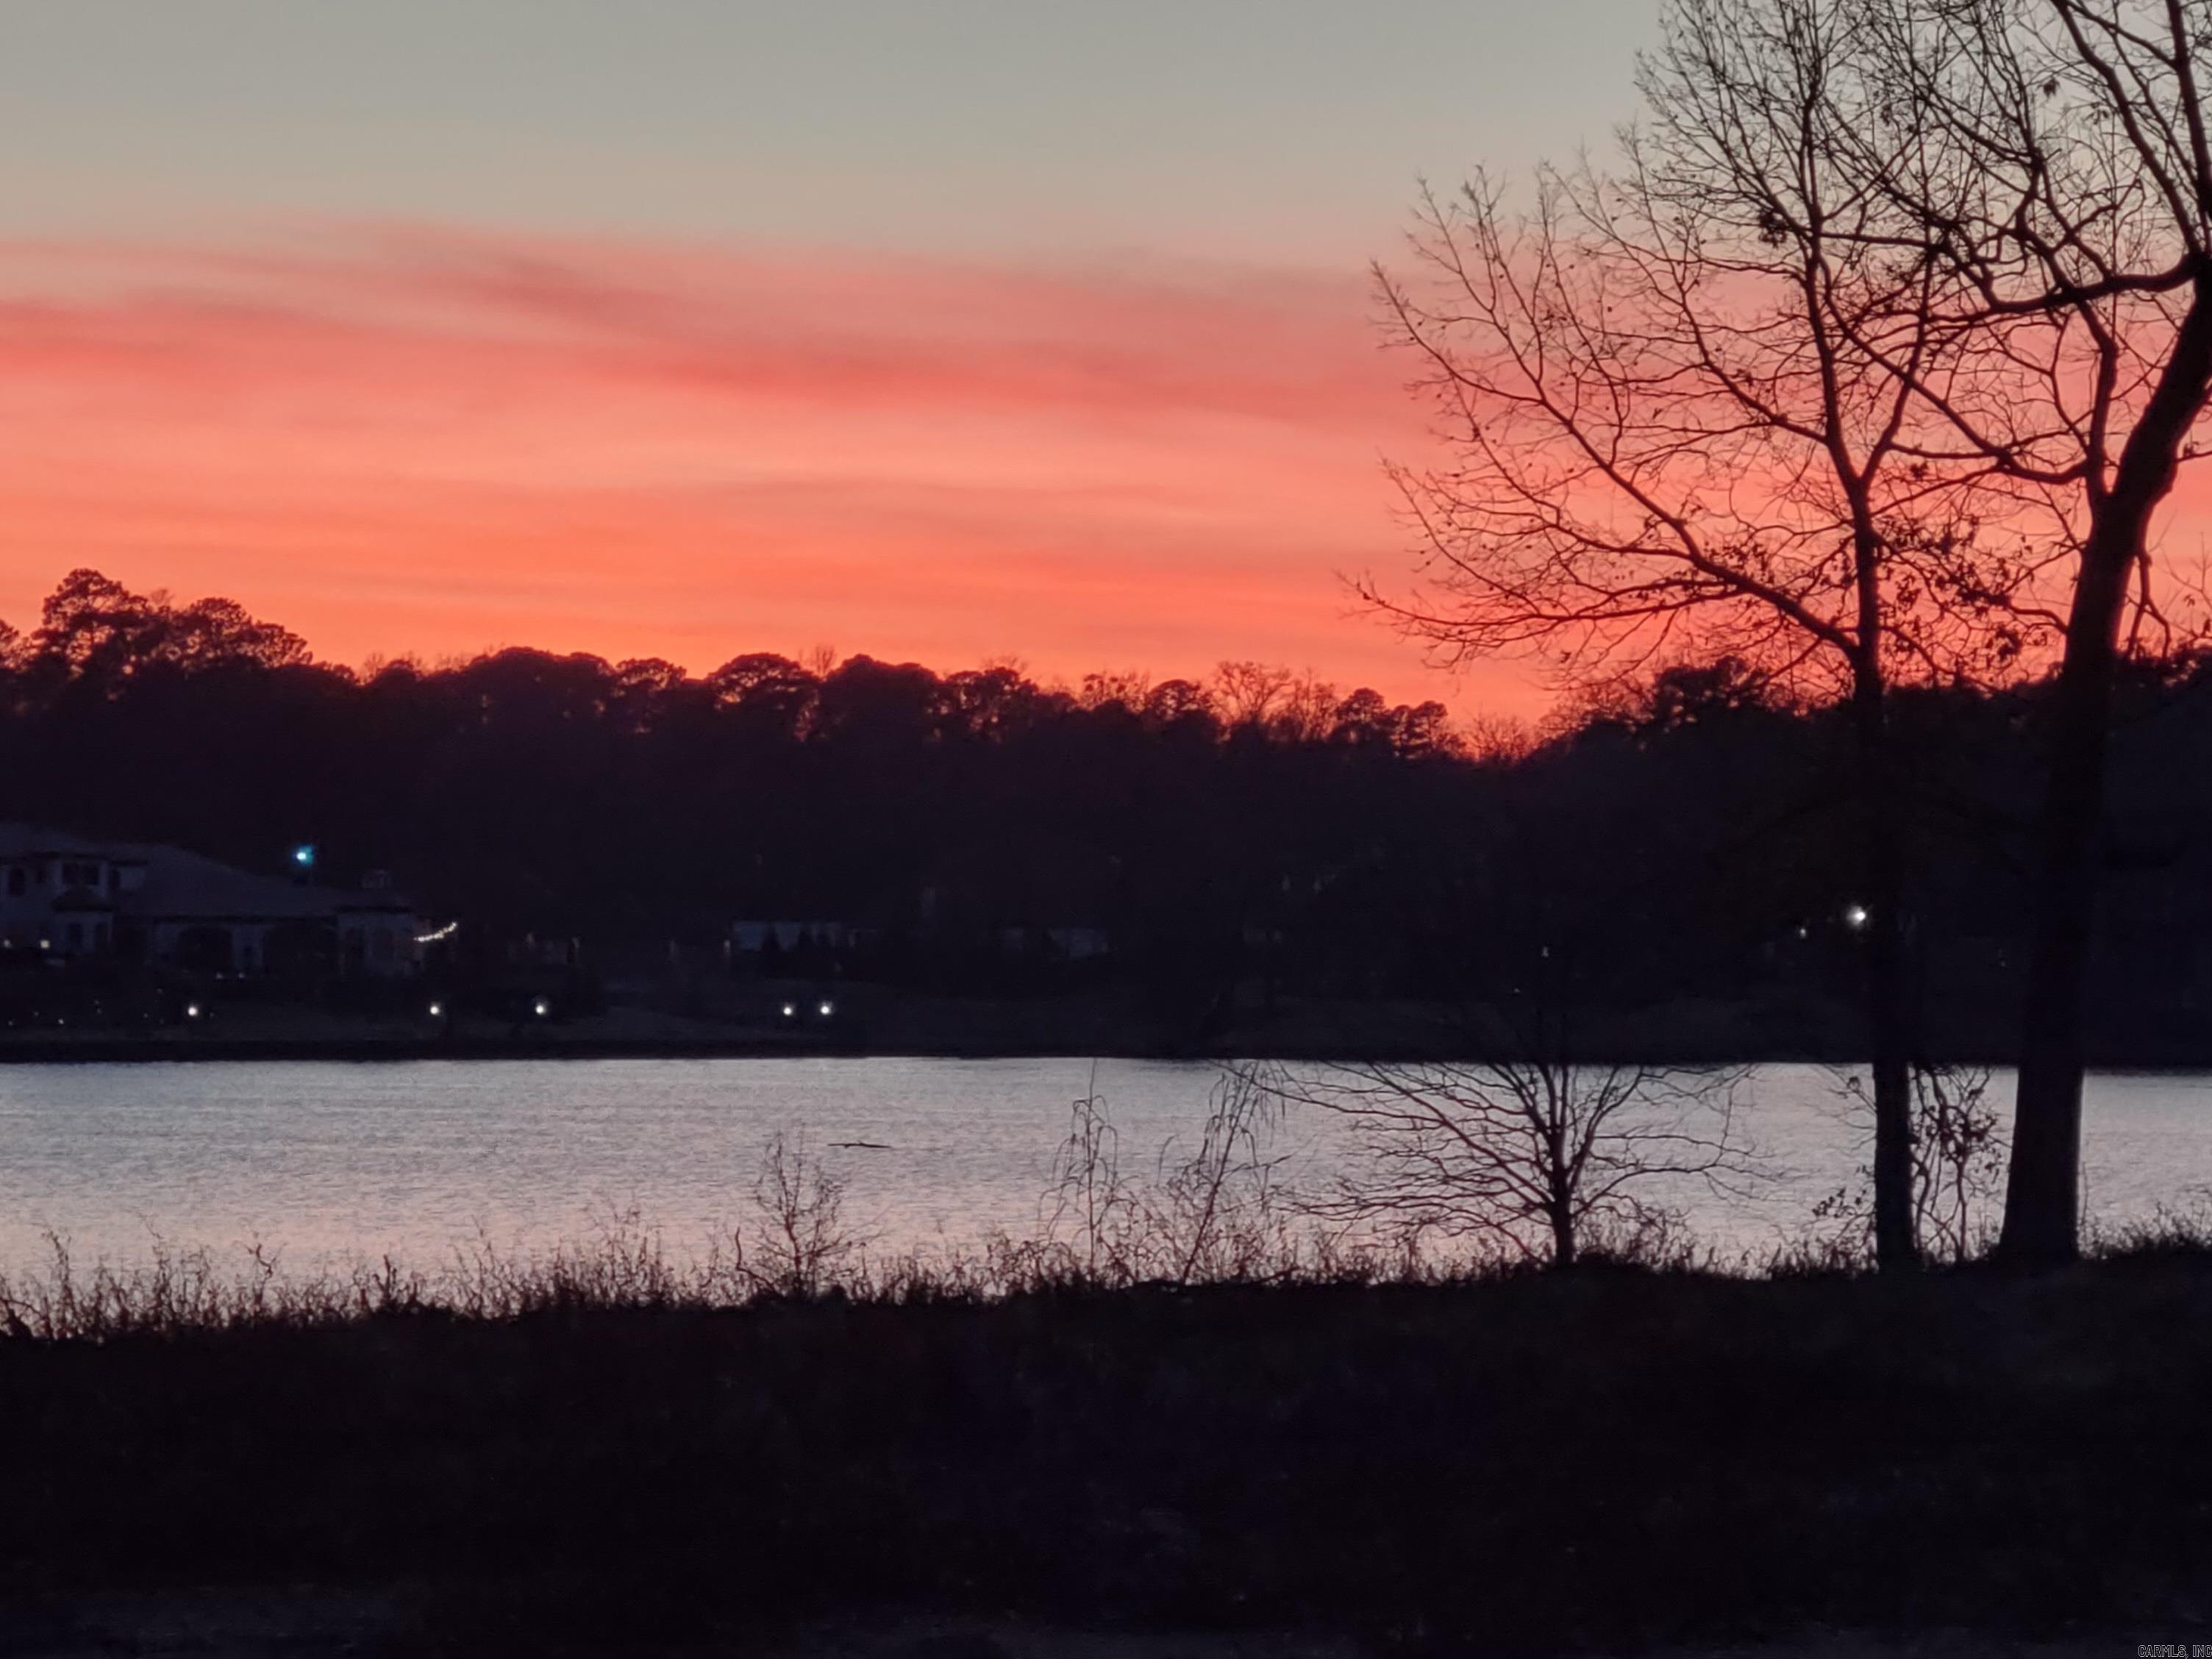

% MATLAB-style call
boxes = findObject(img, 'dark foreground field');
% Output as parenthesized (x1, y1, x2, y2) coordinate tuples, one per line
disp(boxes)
(4, 1255, 2210, 1657)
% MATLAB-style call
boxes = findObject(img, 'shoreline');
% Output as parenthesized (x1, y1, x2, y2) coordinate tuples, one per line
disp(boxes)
(0, 1032, 2205, 1068)
(8, 980, 2199, 1066)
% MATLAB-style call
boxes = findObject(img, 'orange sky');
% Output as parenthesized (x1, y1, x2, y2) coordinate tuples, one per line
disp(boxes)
(0, 224, 1541, 716)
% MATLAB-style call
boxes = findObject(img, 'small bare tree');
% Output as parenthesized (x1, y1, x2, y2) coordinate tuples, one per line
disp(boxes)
(731, 1132, 860, 1296)
(1269, 985, 1755, 1269)
(1279, 1056, 1751, 1269)
(1150, 1063, 1294, 1284)
(1037, 1066, 1296, 1285)
(1040, 1081, 1142, 1279)
(1816, 1065, 2010, 1264)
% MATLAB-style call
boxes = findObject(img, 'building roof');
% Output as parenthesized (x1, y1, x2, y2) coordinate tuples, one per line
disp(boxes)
(129, 843, 347, 922)
(0, 823, 412, 922)
(0, 823, 127, 862)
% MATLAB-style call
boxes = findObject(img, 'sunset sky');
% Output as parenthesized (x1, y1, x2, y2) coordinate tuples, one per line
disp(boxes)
(0, 1, 1662, 714)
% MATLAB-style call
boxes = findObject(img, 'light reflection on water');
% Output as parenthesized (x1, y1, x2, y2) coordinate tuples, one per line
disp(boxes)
(0, 1058, 2208, 1276)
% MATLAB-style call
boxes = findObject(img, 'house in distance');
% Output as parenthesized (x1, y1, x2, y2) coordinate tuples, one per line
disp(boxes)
(0, 824, 424, 979)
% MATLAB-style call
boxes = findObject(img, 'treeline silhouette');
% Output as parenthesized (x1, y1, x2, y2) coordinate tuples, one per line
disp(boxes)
(4, 568, 2209, 1052)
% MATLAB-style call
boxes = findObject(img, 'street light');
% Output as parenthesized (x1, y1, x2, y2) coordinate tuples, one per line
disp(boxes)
(1843, 902, 1870, 930)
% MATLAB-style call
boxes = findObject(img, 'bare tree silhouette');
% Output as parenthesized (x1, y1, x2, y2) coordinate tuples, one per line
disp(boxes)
(1817, 1064, 2010, 1263)
(1266, 949, 1758, 1269)
(1801, 0, 2212, 1264)
(1276, 1050, 1752, 1271)
(732, 1132, 860, 1296)
(1368, 0, 2042, 1269)
(1036, 1067, 1295, 1285)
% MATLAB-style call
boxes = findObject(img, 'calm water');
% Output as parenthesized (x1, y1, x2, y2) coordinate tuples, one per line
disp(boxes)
(2, 1058, 2210, 1277)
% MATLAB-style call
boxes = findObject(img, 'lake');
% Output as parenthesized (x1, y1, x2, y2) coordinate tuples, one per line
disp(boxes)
(2, 1057, 2210, 1278)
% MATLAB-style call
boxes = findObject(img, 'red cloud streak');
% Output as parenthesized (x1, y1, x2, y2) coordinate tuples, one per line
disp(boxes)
(0, 224, 1526, 712)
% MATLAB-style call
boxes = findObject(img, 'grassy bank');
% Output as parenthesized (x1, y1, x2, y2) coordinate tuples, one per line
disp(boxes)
(4, 1237, 2211, 1655)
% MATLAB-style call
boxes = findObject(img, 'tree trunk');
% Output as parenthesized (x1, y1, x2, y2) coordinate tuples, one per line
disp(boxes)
(1852, 673, 1918, 1271)
(1549, 1202, 1577, 1269)
(1844, 504, 1918, 1271)
(1866, 857, 1917, 1270)
(2000, 273, 2212, 1269)
(1997, 543, 2129, 1268)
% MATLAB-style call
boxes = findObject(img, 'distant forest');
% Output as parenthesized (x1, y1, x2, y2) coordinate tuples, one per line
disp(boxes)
(4, 568, 2209, 1052)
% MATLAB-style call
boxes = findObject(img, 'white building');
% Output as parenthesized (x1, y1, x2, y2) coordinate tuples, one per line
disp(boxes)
(0, 824, 424, 978)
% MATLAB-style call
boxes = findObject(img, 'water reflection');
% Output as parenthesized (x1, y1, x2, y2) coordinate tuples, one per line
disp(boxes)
(0, 1058, 2207, 1275)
